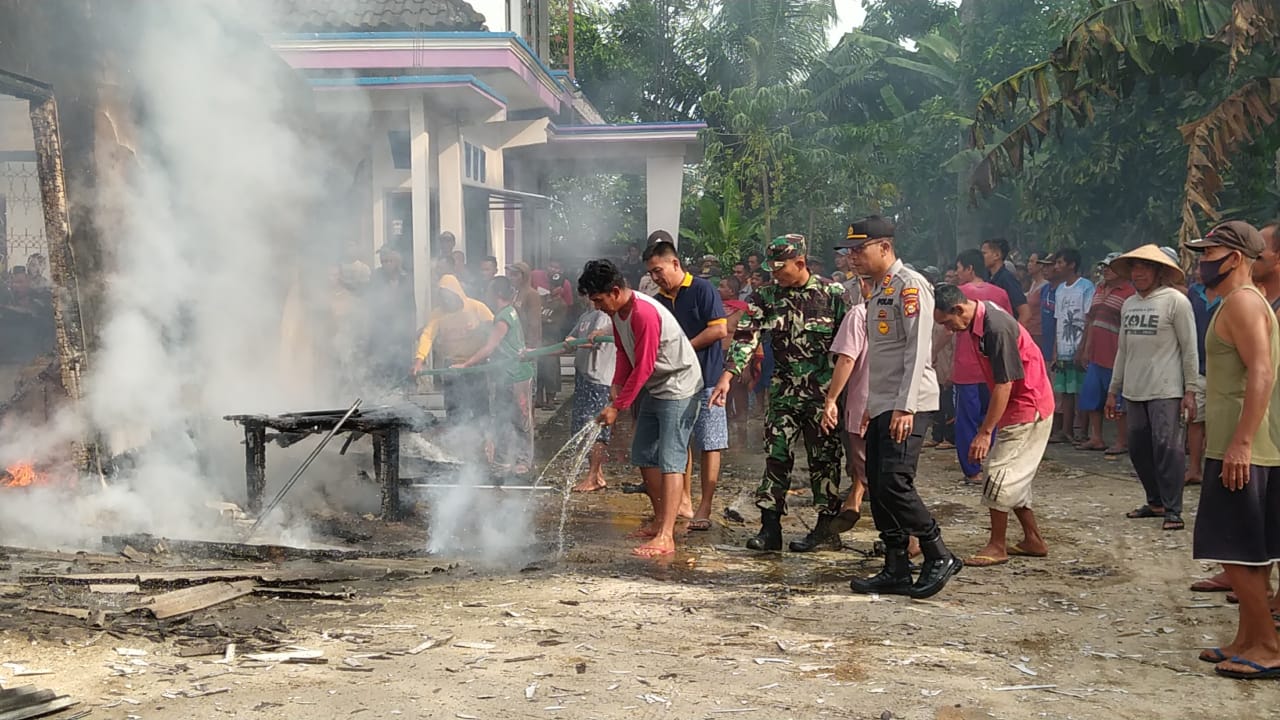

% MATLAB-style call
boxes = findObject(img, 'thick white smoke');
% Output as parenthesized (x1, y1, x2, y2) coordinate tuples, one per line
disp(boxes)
(0, 1, 370, 548)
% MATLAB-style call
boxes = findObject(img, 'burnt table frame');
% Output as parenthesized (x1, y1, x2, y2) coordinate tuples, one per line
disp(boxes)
(225, 407, 432, 520)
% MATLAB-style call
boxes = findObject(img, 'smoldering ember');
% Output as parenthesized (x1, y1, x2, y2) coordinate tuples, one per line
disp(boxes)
(0, 0, 1277, 718)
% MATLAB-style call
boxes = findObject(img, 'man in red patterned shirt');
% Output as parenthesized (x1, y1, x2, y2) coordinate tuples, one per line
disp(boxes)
(1077, 253, 1135, 454)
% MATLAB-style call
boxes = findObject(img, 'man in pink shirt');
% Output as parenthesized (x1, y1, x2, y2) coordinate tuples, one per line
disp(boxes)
(821, 274, 873, 533)
(934, 283, 1054, 567)
(953, 249, 1013, 484)
(579, 260, 703, 558)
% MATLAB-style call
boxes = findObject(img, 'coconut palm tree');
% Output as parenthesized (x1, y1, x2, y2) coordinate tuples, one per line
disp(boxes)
(968, 0, 1280, 244)
(703, 0, 838, 90)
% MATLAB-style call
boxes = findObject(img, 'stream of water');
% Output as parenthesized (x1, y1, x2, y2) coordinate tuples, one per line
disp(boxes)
(531, 422, 603, 556)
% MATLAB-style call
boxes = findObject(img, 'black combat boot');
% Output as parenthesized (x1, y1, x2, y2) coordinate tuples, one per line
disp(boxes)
(788, 513, 841, 552)
(745, 509, 783, 551)
(850, 535, 912, 595)
(909, 527, 963, 599)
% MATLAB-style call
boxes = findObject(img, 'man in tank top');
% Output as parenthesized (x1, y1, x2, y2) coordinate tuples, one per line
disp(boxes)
(1186, 221, 1280, 679)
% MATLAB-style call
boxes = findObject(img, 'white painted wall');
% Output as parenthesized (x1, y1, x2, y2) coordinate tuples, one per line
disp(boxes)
(0, 97, 33, 151)
(469, 0, 516, 32)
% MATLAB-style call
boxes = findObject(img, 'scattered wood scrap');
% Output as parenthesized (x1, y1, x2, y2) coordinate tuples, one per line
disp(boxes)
(128, 580, 257, 620)
(101, 534, 424, 563)
(251, 586, 353, 600)
(0, 684, 77, 720)
(26, 606, 89, 621)
(19, 568, 361, 589)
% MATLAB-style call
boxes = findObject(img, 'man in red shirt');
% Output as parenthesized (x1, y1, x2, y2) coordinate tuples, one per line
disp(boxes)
(934, 283, 1054, 566)
(1077, 253, 1134, 454)
(952, 249, 1013, 484)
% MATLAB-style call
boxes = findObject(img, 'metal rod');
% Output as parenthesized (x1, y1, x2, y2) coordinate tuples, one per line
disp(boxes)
(248, 398, 362, 535)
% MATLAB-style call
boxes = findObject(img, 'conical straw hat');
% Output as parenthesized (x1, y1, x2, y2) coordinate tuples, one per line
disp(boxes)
(1109, 244, 1184, 283)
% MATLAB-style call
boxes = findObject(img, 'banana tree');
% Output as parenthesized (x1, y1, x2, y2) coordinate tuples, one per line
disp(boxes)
(681, 178, 763, 263)
(968, 0, 1280, 244)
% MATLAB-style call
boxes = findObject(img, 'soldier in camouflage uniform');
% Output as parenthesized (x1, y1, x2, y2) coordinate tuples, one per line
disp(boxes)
(711, 235, 849, 552)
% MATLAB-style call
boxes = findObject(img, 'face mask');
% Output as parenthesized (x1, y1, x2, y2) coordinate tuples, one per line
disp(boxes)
(1199, 252, 1238, 289)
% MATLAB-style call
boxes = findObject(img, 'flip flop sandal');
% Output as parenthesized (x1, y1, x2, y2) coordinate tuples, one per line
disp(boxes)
(1215, 657, 1280, 680)
(965, 555, 1010, 567)
(1200, 647, 1230, 664)
(1190, 578, 1232, 592)
(631, 545, 675, 558)
(687, 519, 712, 532)
(1008, 543, 1048, 558)
(1074, 442, 1107, 451)
(1163, 514, 1185, 531)
(1104, 447, 1127, 456)
(1126, 506, 1165, 519)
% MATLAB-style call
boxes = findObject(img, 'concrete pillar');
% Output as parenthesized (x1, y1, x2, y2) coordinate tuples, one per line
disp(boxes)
(507, 160, 527, 265)
(646, 155, 683, 244)
(370, 112, 391, 265)
(409, 99, 433, 325)
(435, 120, 466, 255)
(488, 147, 506, 268)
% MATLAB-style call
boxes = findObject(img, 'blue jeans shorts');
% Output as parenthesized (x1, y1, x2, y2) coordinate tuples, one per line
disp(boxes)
(631, 392, 701, 473)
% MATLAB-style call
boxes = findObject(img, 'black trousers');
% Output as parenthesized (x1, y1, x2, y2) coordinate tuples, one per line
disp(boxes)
(930, 386, 956, 443)
(866, 410, 938, 542)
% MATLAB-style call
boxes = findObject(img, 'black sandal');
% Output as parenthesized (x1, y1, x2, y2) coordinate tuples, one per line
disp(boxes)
(1126, 506, 1165, 519)
(1162, 513, 1185, 531)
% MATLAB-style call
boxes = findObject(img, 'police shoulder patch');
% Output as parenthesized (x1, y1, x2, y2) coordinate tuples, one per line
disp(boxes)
(903, 287, 920, 318)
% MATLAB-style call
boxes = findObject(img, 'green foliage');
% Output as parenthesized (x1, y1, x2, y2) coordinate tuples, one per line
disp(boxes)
(681, 177, 763, 261)
(546, 0, 1280, 271)
(969, 0, 1280, 244)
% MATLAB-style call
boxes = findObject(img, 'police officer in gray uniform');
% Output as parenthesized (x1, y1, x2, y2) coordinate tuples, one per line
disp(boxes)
(839, 215, 963, 599)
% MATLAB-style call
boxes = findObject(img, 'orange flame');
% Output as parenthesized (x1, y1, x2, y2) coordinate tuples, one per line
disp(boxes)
(2, 463, 40, 488)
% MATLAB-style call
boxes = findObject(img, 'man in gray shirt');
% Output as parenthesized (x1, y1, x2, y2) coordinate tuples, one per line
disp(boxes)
(839, 215, 962, 599)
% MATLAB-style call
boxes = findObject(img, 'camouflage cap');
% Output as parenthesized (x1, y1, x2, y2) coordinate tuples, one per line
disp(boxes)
(767, 234, 807, 262)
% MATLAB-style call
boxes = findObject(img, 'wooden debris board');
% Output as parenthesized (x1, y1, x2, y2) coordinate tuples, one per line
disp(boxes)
(0, 685, 77, 720)
(101, 534, 414, 563)
(26, 606, 89, 621)
(19, 568, 362, 588)
(251, 586, 354, 600)
(129, 580, 257, 620)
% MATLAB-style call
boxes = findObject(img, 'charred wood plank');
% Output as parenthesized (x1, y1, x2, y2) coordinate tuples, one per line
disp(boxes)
(243, 422, 267, 513)
(19, 568, 360, 588)
(0, 696, 76, 720)
(0, 687, 55, 714)
(375, 430, 401, 520)
(101, 534, 415, 563)
(127, 580, 256, 620)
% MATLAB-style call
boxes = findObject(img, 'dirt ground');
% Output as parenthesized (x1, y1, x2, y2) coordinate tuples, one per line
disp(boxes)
(2, 411, 1279, 720)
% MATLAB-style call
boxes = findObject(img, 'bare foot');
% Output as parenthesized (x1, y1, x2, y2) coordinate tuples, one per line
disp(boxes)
(908, 536, 921, 559)
(626, 522, 659, 539)
(1185, 472, 1202, 486)
(632, 536, 676, 557)
(1011, 537, 1049, 556)
(572, 477, 606, 493)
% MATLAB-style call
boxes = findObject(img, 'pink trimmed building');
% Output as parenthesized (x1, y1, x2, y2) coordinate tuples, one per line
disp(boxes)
(271, 0, 706, 324)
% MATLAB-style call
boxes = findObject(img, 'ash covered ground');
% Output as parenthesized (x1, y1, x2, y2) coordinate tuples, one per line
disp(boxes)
(0, 406, 1273, 720)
